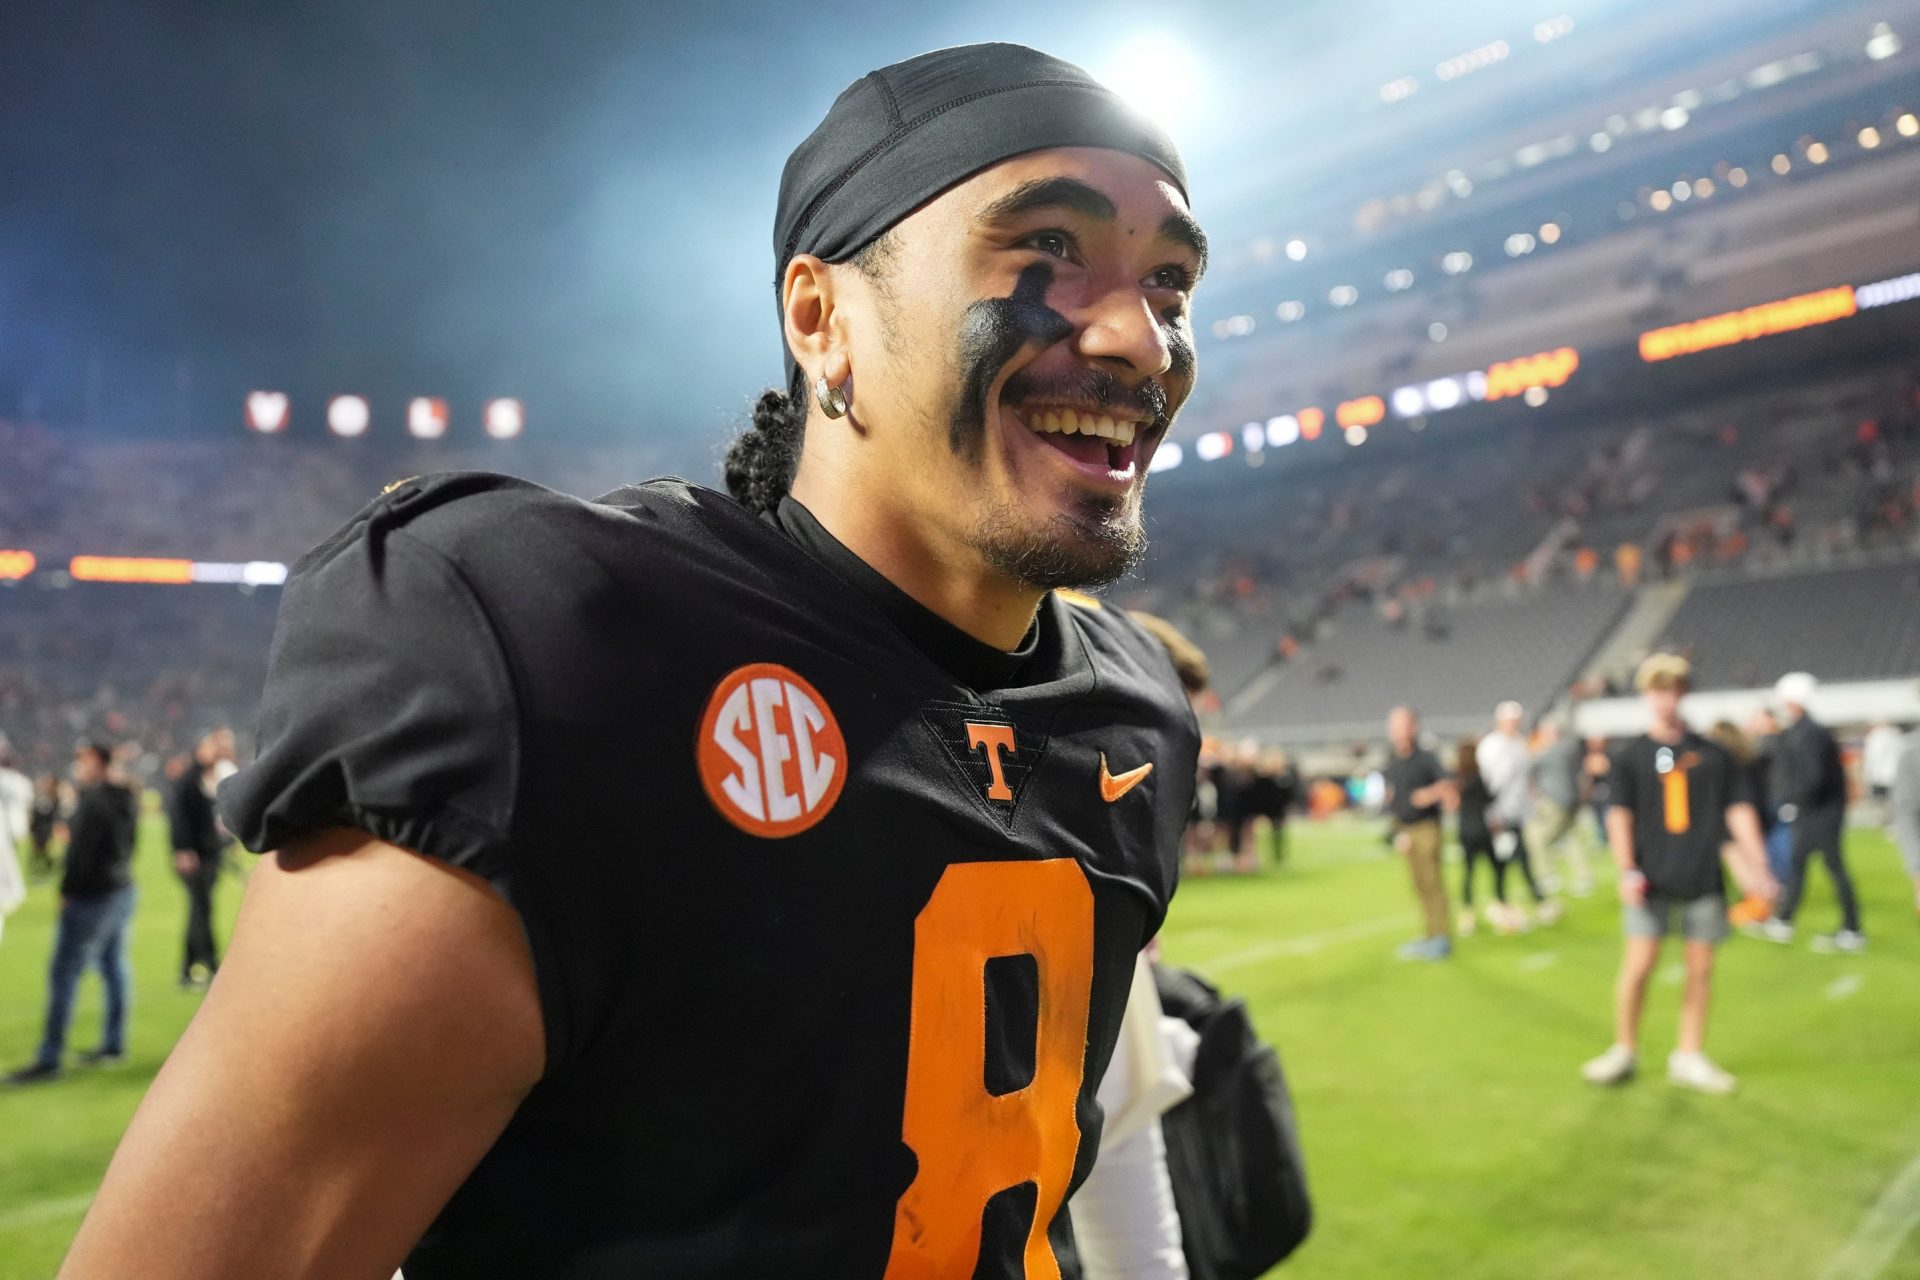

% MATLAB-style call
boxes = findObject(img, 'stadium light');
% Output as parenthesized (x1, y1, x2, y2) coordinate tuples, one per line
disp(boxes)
(328, 395, 371, 438)
(1428, 322, 1449, 342)
(1391, 387, 1425, 418)
(245, 390, 289, 434)
(408, 397, 449, 440)
(1266, 415, 1300, 446)
(1425, 378, 1464, 411)
(1328, 284, 1358, 307)
(485, 398, 525, 440)
(1898, 113, 1918, 138)
(1728, 167, 1749, 187)
(1297, 407, 1325, 440)
(1539, 222, 1561, 244)
(1866, 23, 1901, 61)
(1859, 126, 1882, 149)
(1194, 431, 1233, 462)
(0, 550, 35, 581)
(1092, 34, 1203, 134)
(1285, 238, 1307, 262)
(1147, 441, 1183, 473)
(1806, 140, 1829, 164)
(1524, 386, 1550, 407)
(1344, 426, 1368, 446)
(1242, 423, 1265, 453)
(1856, 272, 1920, 309)
(1771, 153, 1792, 174)
(1275, 300, 1306, 322)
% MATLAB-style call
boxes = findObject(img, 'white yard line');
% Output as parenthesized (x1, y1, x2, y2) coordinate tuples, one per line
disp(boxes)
(1826, 973, 1865, 1001)
(0, 1191, 92, 1231)
(1195, 913, 1409, 974)
(1819, 1148, 1920, 1280)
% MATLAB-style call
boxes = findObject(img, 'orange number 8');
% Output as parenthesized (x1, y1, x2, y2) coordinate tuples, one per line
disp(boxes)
(884, 858, 1095, 1279)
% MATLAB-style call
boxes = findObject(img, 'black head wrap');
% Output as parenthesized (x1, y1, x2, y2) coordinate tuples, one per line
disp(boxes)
(771, 42, 1188, 386)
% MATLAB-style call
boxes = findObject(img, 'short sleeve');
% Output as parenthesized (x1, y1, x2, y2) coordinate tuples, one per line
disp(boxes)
(1718, 747, 1753, 809)
(1608, 746, 1636, 811)
(217, 520, 520, 885)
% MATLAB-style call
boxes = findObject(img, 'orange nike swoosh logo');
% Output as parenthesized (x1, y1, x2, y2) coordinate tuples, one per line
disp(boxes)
(1099, 753, 1154, 803)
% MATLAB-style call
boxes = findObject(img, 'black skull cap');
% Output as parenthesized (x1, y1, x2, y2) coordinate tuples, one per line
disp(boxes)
(772, 42, 1188, 386)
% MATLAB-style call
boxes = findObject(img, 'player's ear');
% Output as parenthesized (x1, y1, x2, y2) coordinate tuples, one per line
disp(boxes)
(782, 255, 849, 387)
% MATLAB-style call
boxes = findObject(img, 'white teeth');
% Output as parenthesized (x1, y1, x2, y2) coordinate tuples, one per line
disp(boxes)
(1021, 407, 1139, 447)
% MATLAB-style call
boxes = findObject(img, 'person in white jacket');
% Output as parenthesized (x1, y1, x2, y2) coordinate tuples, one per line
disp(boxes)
(1476, 702, 1560, 925)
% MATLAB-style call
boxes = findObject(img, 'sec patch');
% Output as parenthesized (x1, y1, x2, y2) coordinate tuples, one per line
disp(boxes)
(697, 663, 847, 838)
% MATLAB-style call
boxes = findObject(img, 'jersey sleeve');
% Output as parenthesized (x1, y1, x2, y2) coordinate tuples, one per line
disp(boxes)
(218, 514, 521, 881)
(1608, 745, 1637, 812)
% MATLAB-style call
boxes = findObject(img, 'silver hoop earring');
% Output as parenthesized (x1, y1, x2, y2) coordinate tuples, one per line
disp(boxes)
(814, 374, 849, 419)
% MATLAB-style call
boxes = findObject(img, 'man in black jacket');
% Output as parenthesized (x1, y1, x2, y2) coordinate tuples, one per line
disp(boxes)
(1757, 673, 1863, 951)
(6, 742, 139, 1084)
(168, 731, 231, 987)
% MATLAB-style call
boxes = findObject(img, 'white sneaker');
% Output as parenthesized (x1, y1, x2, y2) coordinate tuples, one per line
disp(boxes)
(1581, 1044, 1638, 1085)
(1811, 930, 1866, 954)
(1458, 908, 1478, 937)
(1536, 900, 1565, 926)
(1668, 1050, 1737, 1095)
(1754, 918, 1794, 944)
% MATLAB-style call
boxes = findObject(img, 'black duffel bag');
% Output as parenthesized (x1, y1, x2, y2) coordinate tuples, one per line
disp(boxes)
(1154, 964, 1312, 1279)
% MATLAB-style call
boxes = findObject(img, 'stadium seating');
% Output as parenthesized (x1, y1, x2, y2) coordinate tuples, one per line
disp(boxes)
(1223, 583, 1629, 743)
(1655, 557, 1920, 689)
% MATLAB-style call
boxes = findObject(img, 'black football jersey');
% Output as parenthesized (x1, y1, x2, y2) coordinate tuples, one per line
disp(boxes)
(218, 472, 1199, 1279)
(1609, 732, 1749, 899)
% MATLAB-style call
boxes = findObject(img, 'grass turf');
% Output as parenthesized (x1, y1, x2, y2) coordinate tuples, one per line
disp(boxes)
(1, 810, 1915, 1277)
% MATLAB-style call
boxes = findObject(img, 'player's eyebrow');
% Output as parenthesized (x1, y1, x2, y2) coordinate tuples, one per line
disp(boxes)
(974, 176, 1118, 228)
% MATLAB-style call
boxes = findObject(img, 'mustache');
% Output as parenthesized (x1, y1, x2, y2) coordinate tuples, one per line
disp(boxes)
(1000, 366, 1169, 429)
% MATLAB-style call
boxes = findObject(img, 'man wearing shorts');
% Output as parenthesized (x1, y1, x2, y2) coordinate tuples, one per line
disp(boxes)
(1581, 654, 1776, 1094)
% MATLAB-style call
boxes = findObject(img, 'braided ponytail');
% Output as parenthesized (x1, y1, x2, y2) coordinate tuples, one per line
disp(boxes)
(724, 375, 807, 514)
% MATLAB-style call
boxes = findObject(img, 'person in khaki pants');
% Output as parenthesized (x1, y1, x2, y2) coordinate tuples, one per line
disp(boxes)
(1383, 706, 1457, 961)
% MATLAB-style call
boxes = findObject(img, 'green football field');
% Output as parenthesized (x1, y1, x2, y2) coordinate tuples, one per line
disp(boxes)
(2, 807, 1916, 1278)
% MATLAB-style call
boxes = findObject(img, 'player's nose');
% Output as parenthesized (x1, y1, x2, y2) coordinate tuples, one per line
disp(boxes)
(1076, 288, 1172, 382)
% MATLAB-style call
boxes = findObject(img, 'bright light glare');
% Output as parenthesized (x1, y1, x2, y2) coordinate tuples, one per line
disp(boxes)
(1094, 35, 1204, 134)
(485, 398, 525, 440)
(328, 395, 370, 438)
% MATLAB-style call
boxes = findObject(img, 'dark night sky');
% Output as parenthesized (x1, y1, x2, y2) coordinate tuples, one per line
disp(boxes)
(0, 0, 1796, 468)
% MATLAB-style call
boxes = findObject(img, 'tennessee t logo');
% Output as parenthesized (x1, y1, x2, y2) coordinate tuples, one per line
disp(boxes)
(1099, 754, 1153, 803)
(965, 723, 1016, 801)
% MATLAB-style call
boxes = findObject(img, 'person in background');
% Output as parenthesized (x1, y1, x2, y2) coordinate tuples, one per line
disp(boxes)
(1582, 655, 1775, 1095)
(167, 731, 230, 988)
(1889, 714, 1920, 920)
(1527, 716, 1593, 898)
(1455, 737, 1519, 935)
(1706, 721, 1772, 927)
(27, 773, 62, 879)
(1213, 740, 1260, 874)
(1758, 672, 1864, 952)
(5, 742, 139, 1085)
(0, 743, 31, 869)
(1477, 701, 1558, 926)
(1250, 748, 1300, 867)
(1382, 707, 1455, 961)
(1862, 720, 1902, 814)
(1744, 707, 1792, 887)
(1582, 734, 1614, 849)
